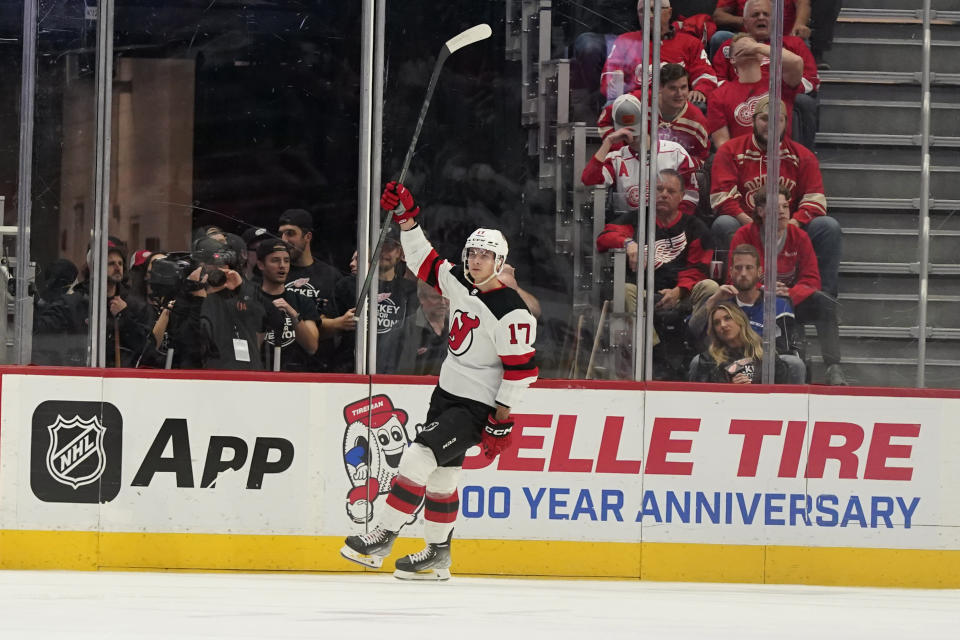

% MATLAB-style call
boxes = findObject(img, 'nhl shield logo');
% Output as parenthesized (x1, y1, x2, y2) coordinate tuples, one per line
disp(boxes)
(46, 414, 107, 489)
(31, 400, 123, 504)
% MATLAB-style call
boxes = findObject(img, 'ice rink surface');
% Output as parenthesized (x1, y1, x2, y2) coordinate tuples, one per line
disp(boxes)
(0, 570, 957, 639)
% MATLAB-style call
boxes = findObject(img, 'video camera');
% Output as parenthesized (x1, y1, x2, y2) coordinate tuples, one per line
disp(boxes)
(147, 235, 242, 302)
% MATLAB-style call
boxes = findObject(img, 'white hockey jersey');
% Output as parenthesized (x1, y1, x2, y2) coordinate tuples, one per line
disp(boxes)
(401, 224, 538, 409)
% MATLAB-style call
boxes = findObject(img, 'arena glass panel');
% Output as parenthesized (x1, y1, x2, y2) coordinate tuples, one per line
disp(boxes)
(373, 3, 570, 379)
(25, 1, 100, 368)
(0, 3, 22, 365)
(103, 1, 362, 372)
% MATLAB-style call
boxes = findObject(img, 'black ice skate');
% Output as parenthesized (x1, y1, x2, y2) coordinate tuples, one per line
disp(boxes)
(393, 532, 452, 581)
(340, 526, 398, 569)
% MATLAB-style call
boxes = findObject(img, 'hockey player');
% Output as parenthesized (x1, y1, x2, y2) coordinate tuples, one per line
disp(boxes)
(340, 182, 538, 581)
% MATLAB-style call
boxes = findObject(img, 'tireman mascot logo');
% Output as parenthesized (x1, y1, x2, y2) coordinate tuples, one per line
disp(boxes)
(448, 310, 480, 356)
(342, 394, 422, 524)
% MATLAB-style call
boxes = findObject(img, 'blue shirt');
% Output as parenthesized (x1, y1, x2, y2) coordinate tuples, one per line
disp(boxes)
(736, 295, 794, 337)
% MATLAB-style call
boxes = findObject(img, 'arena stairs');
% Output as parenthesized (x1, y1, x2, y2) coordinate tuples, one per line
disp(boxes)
(812, 0, 960, 387)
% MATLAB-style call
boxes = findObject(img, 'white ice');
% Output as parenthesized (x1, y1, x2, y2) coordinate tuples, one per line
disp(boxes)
(0, 570, 957, 639)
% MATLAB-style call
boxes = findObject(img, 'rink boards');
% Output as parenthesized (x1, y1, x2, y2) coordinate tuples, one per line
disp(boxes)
(0, 367, 958, 588)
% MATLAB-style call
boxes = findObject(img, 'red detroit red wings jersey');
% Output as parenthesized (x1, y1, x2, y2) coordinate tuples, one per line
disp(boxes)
(712, 35, 820, 95)
(716, 0, 798, 37)
(710, 133, 827, 225)
(400, 225, 538, 409)
(601, 31, 718, 99)
(597, 98, 710, 167)
(707, 78, 801, 140)
(581, 139, 699, 216)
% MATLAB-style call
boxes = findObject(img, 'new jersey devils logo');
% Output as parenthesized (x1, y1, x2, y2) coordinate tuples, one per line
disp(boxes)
(448, 310, 480, 356)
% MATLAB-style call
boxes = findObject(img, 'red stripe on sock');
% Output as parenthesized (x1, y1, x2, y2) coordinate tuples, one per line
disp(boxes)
(385, 476, 425, 514)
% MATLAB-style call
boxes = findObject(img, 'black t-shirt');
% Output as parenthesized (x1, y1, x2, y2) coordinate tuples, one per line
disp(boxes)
(286, 259, 341, 370)
(375, 275, 419, 374)
(286, 260, 340, 317)
(260, 288, 320, 372)
(332, 268, 419, 374)
(200, 282, 267, 370)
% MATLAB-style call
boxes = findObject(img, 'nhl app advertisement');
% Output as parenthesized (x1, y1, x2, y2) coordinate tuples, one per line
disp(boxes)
(1, 373, 957, 557)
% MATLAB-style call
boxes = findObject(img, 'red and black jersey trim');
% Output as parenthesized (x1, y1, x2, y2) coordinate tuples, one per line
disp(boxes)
(480, 286, 529, 320)
(501, 350, 538, 381)
(417, 249, 444, 291)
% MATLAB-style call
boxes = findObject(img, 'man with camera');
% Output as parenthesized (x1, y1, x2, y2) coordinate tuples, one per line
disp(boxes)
(257, 239, 320, 371)
(167, 232, 280, 370)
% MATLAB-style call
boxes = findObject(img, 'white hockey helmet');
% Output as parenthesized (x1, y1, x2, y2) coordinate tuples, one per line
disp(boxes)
(462, 228, 508, 286)
(611, 92, 645, 136)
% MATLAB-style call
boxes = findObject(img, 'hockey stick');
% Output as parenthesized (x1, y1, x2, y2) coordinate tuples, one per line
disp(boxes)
(586, 300, 610, 380)
(355, 23, 493, 316)
(568, 313, 585, 379)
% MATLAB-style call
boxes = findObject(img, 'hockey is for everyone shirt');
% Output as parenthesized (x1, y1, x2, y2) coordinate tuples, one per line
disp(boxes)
(400, 224, 538, 409)
(286, 258, 341, 370)
(260, 288, 320, 372)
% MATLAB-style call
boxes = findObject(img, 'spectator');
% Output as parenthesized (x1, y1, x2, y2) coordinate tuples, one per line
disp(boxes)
(332, 230, 419, 374)
(193, 224, 227, 245)
(257, 239, 321, 372)
(597, 169, 715, 379)
(126, 250, 154, 306)
(690, 243, 806, 383)
(730, 188, 847, 384)
(601, 0, 718, 104)
(32, 258, 80, 365)
(583, 94, 700, 217)
(809, 0, 842, 70)
(712, 0, 809, 56)
(597, 63, 710, 168)
(279, 208, 355, 370)
(712, 0, 819, 149)
(139, 252, 174, 368)
(689, 303, 790, 383)
(497, 264, 542, 320)
(168, 233, 276, 370)
(710, 95, 841, 298)
(397, 280, 450, 376)
(569, 1, 645, 121)
(707, 33, 805, 148)
(103, 243, 152, 368)
(242, 226, 270, 283)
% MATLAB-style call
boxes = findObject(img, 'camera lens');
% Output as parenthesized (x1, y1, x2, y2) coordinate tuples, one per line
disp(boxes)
(207, 269, 227, 287)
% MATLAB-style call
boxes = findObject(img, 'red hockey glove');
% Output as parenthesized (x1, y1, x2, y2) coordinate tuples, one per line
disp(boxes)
(380, 181, 420, 224)
(481, 414, 514, 460)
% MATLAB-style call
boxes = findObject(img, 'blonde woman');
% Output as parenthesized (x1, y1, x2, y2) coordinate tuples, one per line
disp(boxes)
(690, 303, 788, 383)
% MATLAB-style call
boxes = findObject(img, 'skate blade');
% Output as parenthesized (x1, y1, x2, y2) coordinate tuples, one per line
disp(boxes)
(393, 567, 451, 581)
(340, 545, 384, 569)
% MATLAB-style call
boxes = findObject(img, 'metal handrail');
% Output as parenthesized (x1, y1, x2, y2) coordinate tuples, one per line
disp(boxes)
(917, 0, 933, 387)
